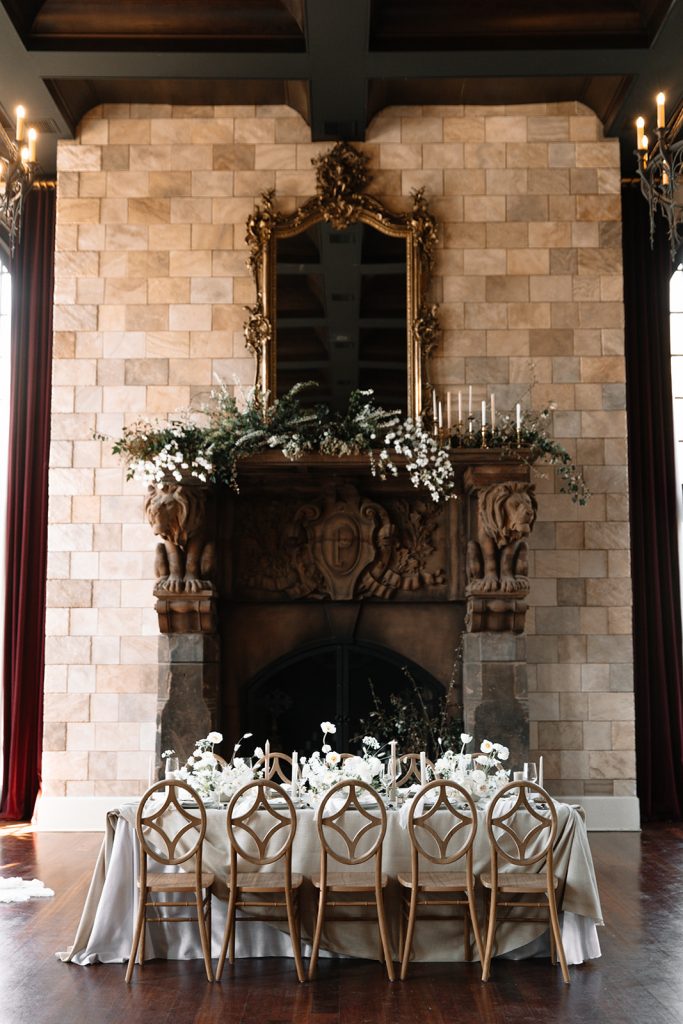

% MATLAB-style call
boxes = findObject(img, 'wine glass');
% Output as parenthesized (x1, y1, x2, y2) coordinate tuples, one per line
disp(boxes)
(522, 762, 537, 785)
(164, 755, 180, 779)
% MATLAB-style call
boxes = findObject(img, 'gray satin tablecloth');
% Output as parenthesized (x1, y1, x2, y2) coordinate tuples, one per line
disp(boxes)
(57, 800, 602, 967)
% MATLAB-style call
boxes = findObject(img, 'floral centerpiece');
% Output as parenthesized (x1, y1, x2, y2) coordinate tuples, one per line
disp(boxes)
(432, 733, 510, 800)
(171, 730, 254, 802)
(299, 727, 385, 800)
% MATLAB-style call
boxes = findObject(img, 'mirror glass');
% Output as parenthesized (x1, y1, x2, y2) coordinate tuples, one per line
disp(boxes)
(275, 221, 408, 414)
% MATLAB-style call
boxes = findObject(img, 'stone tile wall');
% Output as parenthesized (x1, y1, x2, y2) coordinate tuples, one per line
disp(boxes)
(46, 101, 634, 798)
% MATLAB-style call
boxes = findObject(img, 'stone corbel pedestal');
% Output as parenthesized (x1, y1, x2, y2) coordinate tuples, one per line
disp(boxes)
(157, 634, 220, 762)
(461, 461, 536, 763)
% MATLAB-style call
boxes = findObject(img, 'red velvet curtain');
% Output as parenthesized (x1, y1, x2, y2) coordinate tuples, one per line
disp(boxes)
(622, 184, 683, 820)
(1, 184, 56, 821)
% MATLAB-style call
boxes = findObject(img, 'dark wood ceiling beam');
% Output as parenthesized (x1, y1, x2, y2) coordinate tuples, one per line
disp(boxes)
(304, 0, 370, 139)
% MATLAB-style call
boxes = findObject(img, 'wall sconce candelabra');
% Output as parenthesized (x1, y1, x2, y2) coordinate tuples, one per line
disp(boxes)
(635, 92, 683, 261)
(0, 105, 39, 256)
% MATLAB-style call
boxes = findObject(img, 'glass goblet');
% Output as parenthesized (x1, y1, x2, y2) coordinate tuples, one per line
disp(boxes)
(165, 755, 180, 779)
(522, 762, 538, 785)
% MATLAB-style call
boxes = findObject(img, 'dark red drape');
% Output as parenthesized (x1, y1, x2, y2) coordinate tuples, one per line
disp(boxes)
(622, 184, 683, 821)
(1, 184, 56, 821)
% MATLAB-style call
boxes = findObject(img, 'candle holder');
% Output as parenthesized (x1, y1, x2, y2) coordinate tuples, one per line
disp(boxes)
(480, 424, 488, 449)
(516, 423, 522, 448)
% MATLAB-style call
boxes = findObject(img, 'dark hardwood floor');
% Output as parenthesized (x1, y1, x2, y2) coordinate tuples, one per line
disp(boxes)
(1, 824, 682, 1024)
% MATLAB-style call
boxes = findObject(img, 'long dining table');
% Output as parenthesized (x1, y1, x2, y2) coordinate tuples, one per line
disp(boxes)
(58, 796, 602, 968)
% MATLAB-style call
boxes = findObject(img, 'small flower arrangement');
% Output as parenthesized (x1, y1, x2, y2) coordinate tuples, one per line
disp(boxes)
(432, 733, 510, 800)
(177, 730, 254, 802)
(298, 724, 385, 800)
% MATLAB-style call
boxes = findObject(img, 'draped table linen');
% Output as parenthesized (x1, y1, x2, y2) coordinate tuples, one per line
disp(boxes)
(58, 798, 602, 967)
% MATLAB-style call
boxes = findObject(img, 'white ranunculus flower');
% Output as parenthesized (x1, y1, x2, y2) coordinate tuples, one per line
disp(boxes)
(254, 746, 264, 759)
(206, 731, 223, 744)
(494, 744, 509, 761)
(326, 751, 341, 766)
(322, 744, 331, 754)
(343, 756, 372, 784)
(460, 732, 473, 745)
(480, 739, 494, 754)
(320, 721, 336, 735)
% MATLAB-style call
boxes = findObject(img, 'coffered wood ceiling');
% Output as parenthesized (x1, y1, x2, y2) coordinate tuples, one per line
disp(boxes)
(1, 0, 682, 174)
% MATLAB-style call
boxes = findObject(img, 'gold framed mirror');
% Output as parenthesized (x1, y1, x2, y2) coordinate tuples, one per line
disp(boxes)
(244, 142, 439, 418)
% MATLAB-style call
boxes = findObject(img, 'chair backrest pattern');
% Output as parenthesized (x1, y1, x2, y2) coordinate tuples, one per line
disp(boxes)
(408, 780, 478, 865)
(397, 753, 435, 788)
(253, 752, 293, 784)
(486, 781, 557, 868)
(136, 779, 207, 866)
(227, 780, 296, 866)
(317, 780, 387, 866)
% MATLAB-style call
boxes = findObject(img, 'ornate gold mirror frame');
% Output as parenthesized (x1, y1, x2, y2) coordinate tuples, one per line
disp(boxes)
(244, 142, 439, 419)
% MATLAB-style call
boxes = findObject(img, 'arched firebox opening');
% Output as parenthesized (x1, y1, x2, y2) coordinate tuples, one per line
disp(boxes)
(244, 640, 445, 755)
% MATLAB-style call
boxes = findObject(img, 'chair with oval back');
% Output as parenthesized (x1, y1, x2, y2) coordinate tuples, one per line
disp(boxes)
(480, 780, 570, 984)
(253, 751, 293, 784)
(125, 779, 214, 983)
(216, 779, 305, 983)
(308, 779, 394, 981)
(396, 753, 435, 788)
(399, 779, 483, 979)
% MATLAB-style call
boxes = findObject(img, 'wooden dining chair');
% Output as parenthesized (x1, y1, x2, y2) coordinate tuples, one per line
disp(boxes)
(399, 779, 483, 979)
(216, 779, 305, 983)
(396, 753, 435, 788)
(308, 779, 394, 981)
(125, 779, 214, 983)
(253, 751, 293, 783)
(480, 780, 570, 984)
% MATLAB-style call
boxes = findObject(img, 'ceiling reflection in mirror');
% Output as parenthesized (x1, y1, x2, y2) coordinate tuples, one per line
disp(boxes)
(276, 222, 408, 413)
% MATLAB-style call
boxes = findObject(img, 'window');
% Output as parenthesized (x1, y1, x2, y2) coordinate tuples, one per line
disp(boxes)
(670, 265, 683, 613)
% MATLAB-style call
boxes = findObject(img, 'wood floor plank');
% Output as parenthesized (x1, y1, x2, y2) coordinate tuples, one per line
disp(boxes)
(1, 824, 681, 1024)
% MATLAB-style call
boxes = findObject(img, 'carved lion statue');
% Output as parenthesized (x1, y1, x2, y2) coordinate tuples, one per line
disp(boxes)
(467, 482, 537, 594)
(144, 483, 215, 593)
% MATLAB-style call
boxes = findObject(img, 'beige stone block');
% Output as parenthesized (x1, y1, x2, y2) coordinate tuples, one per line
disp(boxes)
(97, 664, 157, 693)
(108, 119, 150, 144)
(275, 118, 310, 144)
(67, 722, 96, 751)
(547, 143, 576, 168)
(534, 550, 580, 577)
(528, 116, 570, 141)
(529, 275, 572, 301)
(571, 222, 600, 249)
(443, 223, 486, 249)
(460, 249, 505, 276)
(128, 198, 171, 224)
(190, 331, 232, 358)
(505, 143, 548, 168)
(103, 278, 147, 305)
(125, 305, 169, 332)
(47, 523, 94, 553)
(463, 303, 507, 330)
(587, 635, 633, 664)
(102, 385, 147, 412)
(190, 170, 234, 196)
(464, 143, 506, 168)
(169, 250, 211, 277)
(443, 277, 485, 302)
(148, 278, 189, 304)
(443, 169, 485, 196)
(589, 751, 635, 779)
(58, 144, 102, 172)
(559, 693, 589, 720)
(146, 385, 192, 412)
(507, 303, 550, 329)
(149, 171, 192, 197)
(444, 117, 484, 142)
(576, 195, 621, 222)
(528, 692, 560, 721)
(484, 116, 527, 142)
(537, 721, 583, 749)
(422, 143, 463, 169)
(58, 198, 101, 224)
(44, 665, 68, 693)
(54, 305, 98, 333)
(105, 171, 150, 198)
(507, 249, 550, 275)
(118, 693, 157, 722)
(560, 751, 589, 779)
(104, 224, 147, 251)
(148, 224, 191, 250)
(44, 722, 67, 752)
(548, 195, 576, 222)
(102, 145, 130, 172)
(463, 196, 506, 222)
(528, 169, 570, 195)
(402, 170, 444, 196)
(45, 607, 69, 636)
(582, 721, 611, 749)
(167, 304, 211, 331)
(43, 751, 89, 782)
(47, 552, 71, 581)
(607, 607, 632, 635)
(485, 223, 528, 248)
(191, 224, 234, 250)
(536, 663, 581, 692)
(580, 410, 626, 438)
(574, 142, 619, 168)
(71, 495, 101, 524)
(168, 197, 212, 224)
(167, 358, 212, 385)
(44, 693, 90, 723)
(579, 356, 625, 383)
(93, 722, 140, 752)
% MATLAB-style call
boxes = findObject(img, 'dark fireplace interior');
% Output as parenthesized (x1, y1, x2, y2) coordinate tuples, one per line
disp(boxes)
(244, 641, 444, 754)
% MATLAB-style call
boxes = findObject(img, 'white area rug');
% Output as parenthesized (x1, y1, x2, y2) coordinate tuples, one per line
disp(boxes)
(0, 877, 55, 903)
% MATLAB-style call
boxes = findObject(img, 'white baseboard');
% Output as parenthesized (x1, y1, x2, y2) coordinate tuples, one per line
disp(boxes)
(33, 794, 137, 831)
(561, 795, 640, 831)
(32, 793, 642, 832)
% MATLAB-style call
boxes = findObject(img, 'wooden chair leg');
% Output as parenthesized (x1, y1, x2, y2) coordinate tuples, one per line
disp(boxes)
(481, 887, 497, 983)
(308, 888, 327, 981)
(549, 907, 556, 964)
(375, 884, 395, 982)
(125, 890, 147, 983)
(229, 912, 236, 964)
(399, 888, 418, 981)
(196, 887, 214, 982)
(284, 886, 305, 983)
(216, 887, 237, 982)
(464, 900, 472, 961)
(467, 886, 484, 963)
(547, 888, 570, 984)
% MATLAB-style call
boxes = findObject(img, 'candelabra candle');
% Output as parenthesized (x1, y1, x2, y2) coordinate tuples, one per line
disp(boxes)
(490, 393, 495, 430)
(468, 415, 474, 434)
(481, 400, 488, 448)
(516, 402, 522, 446)
(265, 739, 270, 774)
(420, 751, 427, 786)
(468, 384, 472, 418)
(292, 751, 298, 801)
(446, 392, 451, 429)
(657, 91, 666, 129)
(457, 390, 462, 425)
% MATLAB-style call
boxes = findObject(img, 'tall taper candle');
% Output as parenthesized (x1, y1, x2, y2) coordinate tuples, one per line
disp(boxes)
(457, 391, 462, 424)
(390, 740, 397, 781)
(15, 105, 25, 143)
(432, 388, 438, 421)
(420, 751, 427, 786)
(490, 392, 495, 429)
(438, 400, 443, 429)
(481, 400, 486, 428)
(657, 91, 666, 129)
(636, 116, 645, 150)
(447, 391, 451, 429)
(265, 738, 270, 774)
(468, 384, 472, 417)
(292, 751, 298, 800)
(516, 402, 521, 429)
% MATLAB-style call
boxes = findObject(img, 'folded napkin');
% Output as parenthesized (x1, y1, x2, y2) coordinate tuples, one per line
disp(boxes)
(0, 876, 55, 903)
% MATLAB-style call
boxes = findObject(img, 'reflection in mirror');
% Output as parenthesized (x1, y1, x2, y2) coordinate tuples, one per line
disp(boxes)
(276, 222, 408, 413)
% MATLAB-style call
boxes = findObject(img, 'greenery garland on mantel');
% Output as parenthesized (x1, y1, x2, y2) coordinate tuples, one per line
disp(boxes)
(106, 382, 590, 505)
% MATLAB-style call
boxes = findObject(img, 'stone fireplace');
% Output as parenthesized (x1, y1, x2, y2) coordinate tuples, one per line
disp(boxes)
(150, 451, 535, 766)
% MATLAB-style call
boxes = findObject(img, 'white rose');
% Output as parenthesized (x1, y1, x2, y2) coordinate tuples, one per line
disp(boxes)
(206, 731, 223, 744)
(480, 739, 494, 754)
